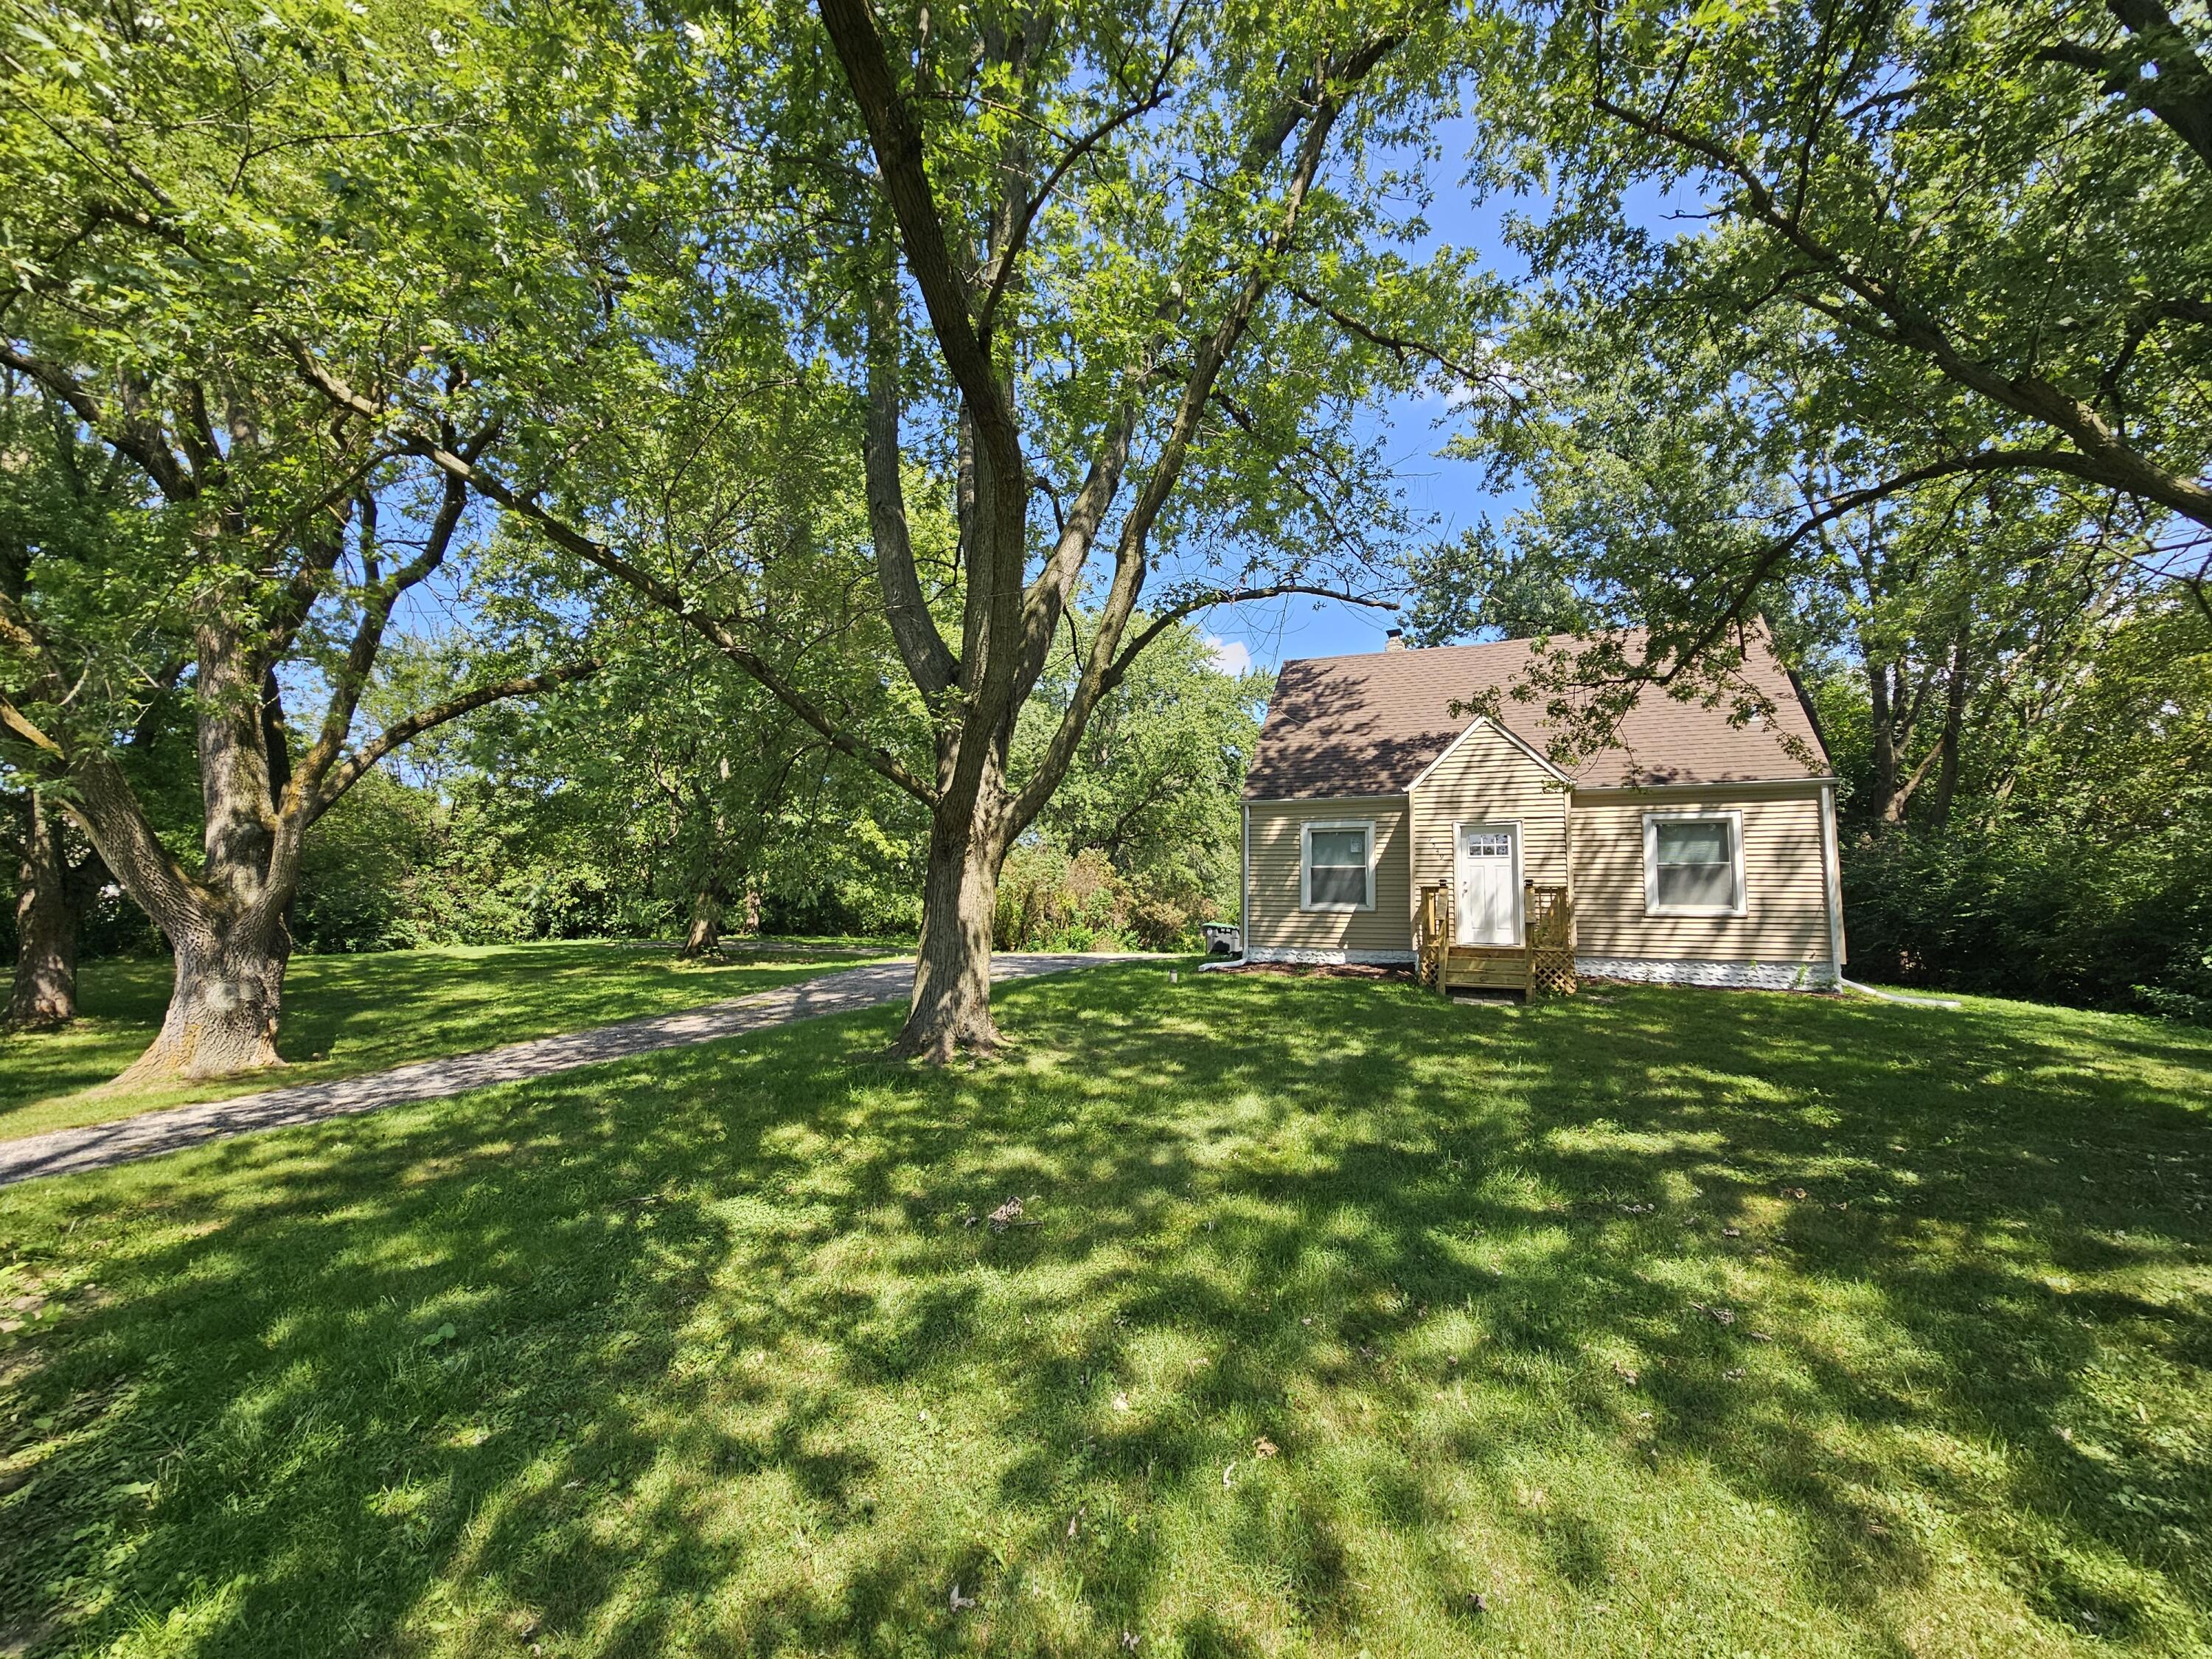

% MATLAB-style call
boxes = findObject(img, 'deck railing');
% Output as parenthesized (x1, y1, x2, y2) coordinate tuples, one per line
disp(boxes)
(1524, 881, 1578, 997)
(1416, 883, 1450, 989)
(1417, 880, 1577, 998)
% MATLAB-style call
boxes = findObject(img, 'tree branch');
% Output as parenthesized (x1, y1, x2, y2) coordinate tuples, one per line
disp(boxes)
(1284, 284, 1500, 392)
(1111, 582, 1395, 679)
(1588, 88, 2212, 529)
(289, 462, 475, 810)
(1008, 39, 1402, 835)
(975, 1, 1193, 336)
(285, 344, 941, 807)
(310, 658, 602, 821)
(0, 343, 196, 499)
(863, 260, 958, 698)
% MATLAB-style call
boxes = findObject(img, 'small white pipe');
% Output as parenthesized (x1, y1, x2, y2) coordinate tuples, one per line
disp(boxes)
(1840, 977, 1961, 1009)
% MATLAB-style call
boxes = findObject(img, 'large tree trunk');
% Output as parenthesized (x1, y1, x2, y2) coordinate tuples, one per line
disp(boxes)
(10, 794, 79, 1028)
(104, 614, 299, 1085)
(112, 909, 291, 1085)
(1868, 661, 1907, 827)
(680, 880, 725, 960)
(897, 811, 1006, 1062)
(1923, 635, 1971, 831)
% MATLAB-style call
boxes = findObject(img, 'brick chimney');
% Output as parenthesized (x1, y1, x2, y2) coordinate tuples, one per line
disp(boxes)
(1383, 627, 1406, 652)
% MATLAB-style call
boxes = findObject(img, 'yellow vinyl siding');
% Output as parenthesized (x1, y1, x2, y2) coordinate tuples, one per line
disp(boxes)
(1245, 799, 1413, 954)
(1571, 788, 1833, 962)
(1407, 723, 1571, 896)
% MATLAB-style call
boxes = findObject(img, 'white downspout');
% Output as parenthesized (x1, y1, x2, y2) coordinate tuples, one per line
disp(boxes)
(1819, 782, 1844, 987)
(1820, 781, 1959, 1008)
(1237, 801, 1248, 961)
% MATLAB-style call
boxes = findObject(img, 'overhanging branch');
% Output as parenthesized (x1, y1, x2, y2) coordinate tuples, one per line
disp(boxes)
(310, 658, 602, 821)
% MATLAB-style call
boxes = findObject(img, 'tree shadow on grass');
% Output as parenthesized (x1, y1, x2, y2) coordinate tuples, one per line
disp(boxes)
(1, 967, 2207, 1656)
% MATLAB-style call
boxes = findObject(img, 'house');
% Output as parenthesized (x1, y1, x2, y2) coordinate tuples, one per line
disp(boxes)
(1239, 629, 1844, 991)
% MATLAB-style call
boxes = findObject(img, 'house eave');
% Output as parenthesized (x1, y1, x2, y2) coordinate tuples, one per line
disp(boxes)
(1247, 774, 1832, 805)
(1242, 790, 1411, 806)
(1573, 775, 1835, 799)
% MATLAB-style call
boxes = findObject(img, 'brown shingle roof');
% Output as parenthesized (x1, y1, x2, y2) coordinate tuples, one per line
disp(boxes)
(1243, 631, 1829, 800)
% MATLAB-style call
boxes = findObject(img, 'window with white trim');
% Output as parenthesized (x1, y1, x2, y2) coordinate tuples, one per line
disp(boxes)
(1644, 811, 1745, 917)
(1301, 820, 1374, 911)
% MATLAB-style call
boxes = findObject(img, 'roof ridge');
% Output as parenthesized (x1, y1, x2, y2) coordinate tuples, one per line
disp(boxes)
(1276, 627, 1657, 670)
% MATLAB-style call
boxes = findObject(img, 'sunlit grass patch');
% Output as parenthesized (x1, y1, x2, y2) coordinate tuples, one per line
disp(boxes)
(0, 969, 2208, 1655)
(0, 940, 890, 1140)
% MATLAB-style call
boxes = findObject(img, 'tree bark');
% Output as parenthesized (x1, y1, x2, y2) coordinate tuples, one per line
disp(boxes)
(95, 614, 302, 1083)
(680, 880, 725, 959)
(897, 807, 1006, 1062)
(10, 794, 80, 1027)
(1866, 660, 1902, 825)
(112, 908, 290, 1084)
(1923, 635, 1972, 830)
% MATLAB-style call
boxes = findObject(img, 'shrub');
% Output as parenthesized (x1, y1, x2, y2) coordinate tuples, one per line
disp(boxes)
(1842, 824, 2212, 1020)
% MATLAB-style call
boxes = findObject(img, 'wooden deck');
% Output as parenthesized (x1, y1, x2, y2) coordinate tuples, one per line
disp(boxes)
(1416, 882, 1579, 1001)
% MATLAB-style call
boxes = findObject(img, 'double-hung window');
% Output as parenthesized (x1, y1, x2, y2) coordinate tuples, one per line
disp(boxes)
(1644, 810, 1745, 917)
(1301, 821, 1374, 911)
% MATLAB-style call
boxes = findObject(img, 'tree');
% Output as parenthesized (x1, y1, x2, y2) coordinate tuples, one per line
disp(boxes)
(4, 0, 1478, 1065)
(356, 0, 1475, 1058)
(6, 791, 105, 1027)
(448, 597, 929, 957)
(0, 4, 602, 1079)
(1019, 615, 1266, 934)
(1465, 0, 2212, 625)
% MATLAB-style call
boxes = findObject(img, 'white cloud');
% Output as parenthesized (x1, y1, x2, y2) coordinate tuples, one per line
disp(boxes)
(1203, 634, 1253, 677)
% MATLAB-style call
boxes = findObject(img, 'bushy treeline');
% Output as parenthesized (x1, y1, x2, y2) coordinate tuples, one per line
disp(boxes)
(1816, 598, 2212, 1020)
(1841, 827, 2212, 1022)
(288, 773, 922, 952)
(6, 612, 1259, 972)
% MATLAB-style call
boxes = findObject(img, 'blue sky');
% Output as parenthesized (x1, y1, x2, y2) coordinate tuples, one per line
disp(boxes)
(1197, 118, 1524, 678)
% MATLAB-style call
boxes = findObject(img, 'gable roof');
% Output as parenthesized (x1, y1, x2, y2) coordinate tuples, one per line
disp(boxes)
(1243, 631, 1830, 801)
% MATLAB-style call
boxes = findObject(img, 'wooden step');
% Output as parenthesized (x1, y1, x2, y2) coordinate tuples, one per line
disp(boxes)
(1443, 946, 1531, 994)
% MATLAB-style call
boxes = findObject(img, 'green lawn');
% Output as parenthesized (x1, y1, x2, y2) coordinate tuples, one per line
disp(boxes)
(0, 942, 888, 1142)
(1, 967, 2208, 1658)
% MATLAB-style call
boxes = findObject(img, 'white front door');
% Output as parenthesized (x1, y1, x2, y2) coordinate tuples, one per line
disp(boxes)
(1454, 823, 1522, 946)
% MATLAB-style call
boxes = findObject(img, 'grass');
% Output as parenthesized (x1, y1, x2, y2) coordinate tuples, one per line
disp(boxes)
(1, 965, 2208, 1658)
(0, 942, 888, 1142)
